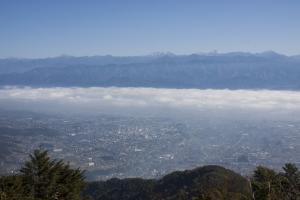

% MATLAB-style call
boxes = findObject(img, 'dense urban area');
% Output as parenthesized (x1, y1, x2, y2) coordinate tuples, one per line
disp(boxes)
(1, 109, 299, 181)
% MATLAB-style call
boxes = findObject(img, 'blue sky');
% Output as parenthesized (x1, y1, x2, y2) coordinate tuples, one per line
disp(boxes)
(0, 0, 300, 58)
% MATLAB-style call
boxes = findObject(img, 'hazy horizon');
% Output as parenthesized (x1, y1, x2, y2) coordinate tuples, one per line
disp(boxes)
(1, 50, 300, 60)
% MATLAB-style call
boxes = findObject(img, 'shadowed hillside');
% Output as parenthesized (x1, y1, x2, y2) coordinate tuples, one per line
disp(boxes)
(84, 165, 253, 200)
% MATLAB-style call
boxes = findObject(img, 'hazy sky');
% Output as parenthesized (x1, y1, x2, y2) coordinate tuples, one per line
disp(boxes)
(1, 0, 300, 58)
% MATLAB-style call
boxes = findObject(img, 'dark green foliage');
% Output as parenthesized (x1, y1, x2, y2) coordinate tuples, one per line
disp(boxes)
(85, 178, 155, 200)
(20, 149, 85, 200)
(153, 165, 252, 200)
(0, 175, 33, 200)
(0, 149, 86, 200)
(281, 163, 300, 199)
(2, 149, 300, 200)
(84, 166, 253, 200)
(251, 166, 281, 200)
(85, 164, 300, 200)
(251, 163, 300, 200)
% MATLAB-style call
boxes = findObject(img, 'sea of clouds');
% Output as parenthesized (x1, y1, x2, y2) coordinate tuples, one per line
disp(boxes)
(0, 87, 300, 116)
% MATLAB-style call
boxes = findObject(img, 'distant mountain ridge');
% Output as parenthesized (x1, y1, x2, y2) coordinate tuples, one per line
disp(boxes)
(1, 52, 300, 90)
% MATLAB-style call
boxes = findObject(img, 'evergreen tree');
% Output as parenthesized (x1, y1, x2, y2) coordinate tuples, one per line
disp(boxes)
(251, 166, 281, 200)
(280, 163, 300, 200)
(251, 164, 300, 200)
(0, 175, 33, 200)
(20, 149, 85, 200)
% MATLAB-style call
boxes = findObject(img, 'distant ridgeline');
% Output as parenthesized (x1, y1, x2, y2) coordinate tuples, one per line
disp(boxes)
(1, 52, 300, 89)
(1, 149, 300, 200)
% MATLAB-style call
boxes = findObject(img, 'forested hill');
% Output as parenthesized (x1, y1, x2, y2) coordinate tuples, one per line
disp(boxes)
(1, 149, 300, 199)
(84, 165, 253, 200)
(1, 52, 300, 90)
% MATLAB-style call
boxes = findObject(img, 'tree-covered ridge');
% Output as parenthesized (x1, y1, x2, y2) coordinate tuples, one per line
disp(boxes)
(1, 149, 300, 200)
(84, 165, 253, 200)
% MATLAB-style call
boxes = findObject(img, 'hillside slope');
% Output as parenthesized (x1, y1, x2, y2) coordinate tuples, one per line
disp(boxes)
(84, 165, 253, 200)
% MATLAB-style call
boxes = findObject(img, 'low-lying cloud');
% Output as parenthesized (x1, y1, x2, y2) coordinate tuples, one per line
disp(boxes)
(1, 87, 300, 115)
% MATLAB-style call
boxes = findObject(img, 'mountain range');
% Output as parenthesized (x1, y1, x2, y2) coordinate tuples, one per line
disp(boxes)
(0, 51, 300, 90)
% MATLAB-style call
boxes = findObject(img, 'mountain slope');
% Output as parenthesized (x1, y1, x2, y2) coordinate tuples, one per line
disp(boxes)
(1, 53, 300, 90)
(84, 165, 253, 200)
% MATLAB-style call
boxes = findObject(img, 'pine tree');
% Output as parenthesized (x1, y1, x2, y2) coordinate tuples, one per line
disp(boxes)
(20, 149, 85, 200)
(251, 166, 281, 200)
(281, 163, 300, 200)
(0, 175, 33, 200)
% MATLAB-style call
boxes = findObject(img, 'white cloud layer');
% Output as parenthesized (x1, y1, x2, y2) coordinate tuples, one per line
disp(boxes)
(1, 87, 300, 111)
